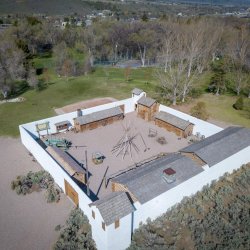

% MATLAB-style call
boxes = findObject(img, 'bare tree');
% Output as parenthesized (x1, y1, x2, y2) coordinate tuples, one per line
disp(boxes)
(159, 24, 175, 73)
(227, 24, 250, 95)
(0, 37, 25, 98)
(157, 27, 197, 104)
(130, 27, 156, 67)
(155, 66, 182, 106)
(180, 20, 223, 102)
(27, 68, 38, 89)
(53, 41, 69, 75)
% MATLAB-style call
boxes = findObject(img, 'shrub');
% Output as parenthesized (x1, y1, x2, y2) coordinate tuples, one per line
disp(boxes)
(190, 88, 203, 99)
(46, 186, 60, 203)
(128, 163, 250, 250)
(233, 97, 244, 110)
(55, 225, 61, 231)
(11, 170, 60, 202)
(157, 137, 167, 145)
(54, 208, 96, 250)
(190, 102, 209, 121)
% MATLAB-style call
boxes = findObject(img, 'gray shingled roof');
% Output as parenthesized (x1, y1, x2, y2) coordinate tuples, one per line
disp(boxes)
(75, 107, 123, 126)
(137, 96, 156, 107)
(54, 120, 70, 127)
(132, 88, 144, 95)
(155, 111, 193, 130)
(46, 146, 85, 175)
(113, 154, 203, 204)
(181, 126, 250, 167)
(90, 192, 134, 225)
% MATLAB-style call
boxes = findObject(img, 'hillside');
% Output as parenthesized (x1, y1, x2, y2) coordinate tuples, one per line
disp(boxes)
(0, 0, 99, 15)
(128, 163, 250, 249)
(161, 0, 250, 6)
(0, 0, 248, 15)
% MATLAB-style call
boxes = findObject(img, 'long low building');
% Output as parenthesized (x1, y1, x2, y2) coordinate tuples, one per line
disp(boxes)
(180, 126, 250, 167)
(74, 106, 124, 132)
(155, 111, 194, 138)
(46, 146, 85, 181)
(111, 154, 203, 204)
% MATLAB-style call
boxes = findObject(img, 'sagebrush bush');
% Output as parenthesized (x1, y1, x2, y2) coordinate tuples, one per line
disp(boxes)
(191, 101, 209, 121)
(11, 170, 60, 202)
(46, 186, 60, 203)
(233, 97, 244, 110)
(128, 164, 250, 250)
(54, 208, 96, 250)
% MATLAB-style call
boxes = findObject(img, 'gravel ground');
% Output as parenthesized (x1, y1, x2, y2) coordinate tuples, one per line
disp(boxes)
(52, 112, 189, 199)
(0, 137, 74, 250)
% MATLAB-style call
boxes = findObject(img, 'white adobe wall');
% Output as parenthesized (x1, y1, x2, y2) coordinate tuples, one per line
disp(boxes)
(90, 203, 133, 250)
(19, 126, 109, 250)
(159, 105, 223, 137)
(106, 213, 133, 250)
(132, 146, 250, 228)
(89, 206, 108, 250)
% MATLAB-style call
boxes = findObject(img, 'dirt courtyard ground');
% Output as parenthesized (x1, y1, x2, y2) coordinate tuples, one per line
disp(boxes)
(53, 112, 189, 199)
(54, 97, 117, 115)
(0, 137, 74, 250)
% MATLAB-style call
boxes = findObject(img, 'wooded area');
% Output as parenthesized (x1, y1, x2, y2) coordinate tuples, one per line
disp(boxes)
(128, 163, 250, 250)
(0, 14, 249, 136)
(0, 15, 249, 103)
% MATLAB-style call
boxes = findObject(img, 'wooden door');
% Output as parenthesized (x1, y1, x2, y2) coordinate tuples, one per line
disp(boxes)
(64, 179, 79, 206)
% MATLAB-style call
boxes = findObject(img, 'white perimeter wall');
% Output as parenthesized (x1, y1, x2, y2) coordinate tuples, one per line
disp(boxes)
(19, 126, 111, 250)
(132, 146, 250, 228)
(107, 213, 133, 250)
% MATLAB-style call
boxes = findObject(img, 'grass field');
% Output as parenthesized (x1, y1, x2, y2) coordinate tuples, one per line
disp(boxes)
(0, 56, 249, 137)
(176, 93, 250, 128)
(0, 66, 158, 136)
(198, 94, 250, 128)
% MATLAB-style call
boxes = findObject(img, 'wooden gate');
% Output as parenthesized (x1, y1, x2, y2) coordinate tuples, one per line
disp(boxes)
(64, 179, 79, 206)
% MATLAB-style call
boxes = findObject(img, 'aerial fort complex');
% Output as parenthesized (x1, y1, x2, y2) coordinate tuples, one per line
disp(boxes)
(19, 89, 250, 250)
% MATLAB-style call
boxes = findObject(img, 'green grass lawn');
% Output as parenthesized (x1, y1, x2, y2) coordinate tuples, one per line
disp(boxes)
(0, 67, 158, 137)
(0, 58, 249, 137)
(198, 94, 250, 128)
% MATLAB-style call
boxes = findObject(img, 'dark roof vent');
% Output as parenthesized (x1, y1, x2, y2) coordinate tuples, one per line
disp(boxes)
(77, 109, 82, 117)
(163, 168, 176, 184)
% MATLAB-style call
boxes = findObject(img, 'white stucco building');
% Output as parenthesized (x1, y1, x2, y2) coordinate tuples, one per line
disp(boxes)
(19, 89, 250, 250)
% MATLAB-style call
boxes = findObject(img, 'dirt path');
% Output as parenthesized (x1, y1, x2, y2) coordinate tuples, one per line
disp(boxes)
(0, 137, 74, 250)
(55, 97, 117, 115)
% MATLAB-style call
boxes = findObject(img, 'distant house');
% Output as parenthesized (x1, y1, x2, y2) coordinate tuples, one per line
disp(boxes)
(155, 111, 194, 138)
(137, 96, 158, 121)
(61, 21, 68, 29)
(85, 19, 92, 26)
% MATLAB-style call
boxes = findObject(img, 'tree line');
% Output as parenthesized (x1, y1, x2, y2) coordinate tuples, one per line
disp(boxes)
(0, 15, 249, 102)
